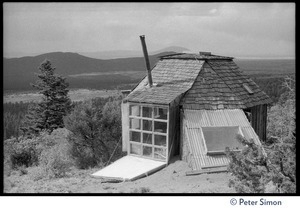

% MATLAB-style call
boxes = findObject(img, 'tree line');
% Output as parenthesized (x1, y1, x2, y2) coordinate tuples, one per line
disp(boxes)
(4, 71, 291, 141)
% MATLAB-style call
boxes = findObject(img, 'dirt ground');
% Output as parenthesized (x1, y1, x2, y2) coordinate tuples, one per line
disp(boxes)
(4, 157, 236, 194)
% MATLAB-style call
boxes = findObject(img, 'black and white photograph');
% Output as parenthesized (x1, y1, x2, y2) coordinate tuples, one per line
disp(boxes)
(2, 2, 295, 196)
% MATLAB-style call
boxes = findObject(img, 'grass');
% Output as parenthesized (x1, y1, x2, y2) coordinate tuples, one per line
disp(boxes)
(4, 166, 99, 193)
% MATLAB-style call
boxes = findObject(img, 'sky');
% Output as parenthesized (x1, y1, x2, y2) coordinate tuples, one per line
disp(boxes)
(3, 3, 295, 58)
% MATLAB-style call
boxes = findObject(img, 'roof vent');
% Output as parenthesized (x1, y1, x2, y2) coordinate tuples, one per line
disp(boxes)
(243, 84, 254, 94)
(199, 51, 211, 56)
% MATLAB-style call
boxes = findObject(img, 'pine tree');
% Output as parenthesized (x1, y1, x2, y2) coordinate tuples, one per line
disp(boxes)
(20, 60, 73, 137)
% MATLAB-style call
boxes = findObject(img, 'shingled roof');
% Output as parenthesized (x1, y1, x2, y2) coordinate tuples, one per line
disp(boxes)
(181, 59, 272, 109)
(124, 53, 272, 108)
(124, 58, 204, 104)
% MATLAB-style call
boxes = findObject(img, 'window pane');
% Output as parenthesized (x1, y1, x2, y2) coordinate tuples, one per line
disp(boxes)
(130, 118, 141, 130)
(130, 131, 141, 142)
(154, 147, 166, 160)
(143, 146, 153, 157)
(154, 107, 168, 120)
(142, 106, 152, 118)
(154, 135, 166, 146)
(154, 121, 167, 133)
(143, 120, 152, 131)
(202, 126, 244, 153)
(143, 133, 152, 145)
(130, 105, 140, 116)
(130, 143, 141, 155)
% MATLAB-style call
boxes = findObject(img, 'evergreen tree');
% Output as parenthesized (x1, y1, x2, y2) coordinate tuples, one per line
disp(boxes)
(21, 60, 73, 137)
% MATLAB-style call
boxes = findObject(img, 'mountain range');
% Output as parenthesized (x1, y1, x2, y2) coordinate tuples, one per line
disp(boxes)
(4, 46, 295, 92)
(3, 49, 183, 91)
(78, 46, 189, 59)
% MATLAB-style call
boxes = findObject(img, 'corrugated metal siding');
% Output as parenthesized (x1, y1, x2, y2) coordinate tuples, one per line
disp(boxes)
(185, 109, 250, 128)
(183, 109, 261, 170)
(185, 127, 230, 170)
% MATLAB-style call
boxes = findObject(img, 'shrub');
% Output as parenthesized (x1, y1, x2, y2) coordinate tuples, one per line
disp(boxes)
(37, 128, 74, 178)
(227, 77, 295, 193)
(64, 96, 123, 169)
(5, 136, 41, 169)
(39, 145, 73, 178)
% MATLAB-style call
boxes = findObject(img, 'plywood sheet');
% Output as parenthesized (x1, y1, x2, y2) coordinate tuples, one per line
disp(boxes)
(121, 102, 129, 152)
(91, 155, 166, 181)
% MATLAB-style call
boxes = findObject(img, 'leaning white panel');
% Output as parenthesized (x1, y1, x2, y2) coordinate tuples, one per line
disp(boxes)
(91, 155, 166, 181)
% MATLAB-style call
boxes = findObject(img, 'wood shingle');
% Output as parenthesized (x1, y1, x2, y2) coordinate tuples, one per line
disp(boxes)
(124, 53, 272, 108)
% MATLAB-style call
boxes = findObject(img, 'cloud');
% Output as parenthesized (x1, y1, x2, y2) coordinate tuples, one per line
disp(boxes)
(3, 3, 295, 57)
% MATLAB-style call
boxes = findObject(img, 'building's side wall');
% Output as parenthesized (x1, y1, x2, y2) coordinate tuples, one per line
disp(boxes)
(250, 104, 268, 141)
(121, 102, 129, 152)
(167, 96, 181, 162)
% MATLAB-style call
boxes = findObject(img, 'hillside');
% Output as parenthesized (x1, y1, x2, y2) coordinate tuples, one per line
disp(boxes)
(4, 50, 295, 91)
(3, 51, 176, 90)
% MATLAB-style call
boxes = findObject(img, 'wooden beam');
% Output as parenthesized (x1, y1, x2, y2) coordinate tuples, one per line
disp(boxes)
(201, 164, 228, 169)
(186, 166, 228, 176)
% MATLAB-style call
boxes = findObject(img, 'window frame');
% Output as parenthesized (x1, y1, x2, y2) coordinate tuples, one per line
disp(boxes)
(201, 126, 245, 155)
(128, 103, 169, 162)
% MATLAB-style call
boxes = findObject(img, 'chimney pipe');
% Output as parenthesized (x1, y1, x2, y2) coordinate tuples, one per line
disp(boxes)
(139, 35, 153, 87)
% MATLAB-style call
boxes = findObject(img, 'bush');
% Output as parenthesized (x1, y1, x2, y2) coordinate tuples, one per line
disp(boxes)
(39, 144, 73, 178)
(64, 96, 123, 169)
(227, 77, 295, 193)
(4, 136, 41, 169)
(227, 134, 295, 193)
(226, 136, 269, 193)
(37, 128, 74, 178)
(4, 128, 74, 180)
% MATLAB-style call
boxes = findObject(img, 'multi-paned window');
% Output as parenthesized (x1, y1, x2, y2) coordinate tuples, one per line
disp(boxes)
(128, 104, 168, 162)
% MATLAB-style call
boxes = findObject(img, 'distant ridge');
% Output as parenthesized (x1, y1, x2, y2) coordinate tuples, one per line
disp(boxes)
(3, 51, 176, 90)
(78, 46, 189, 59)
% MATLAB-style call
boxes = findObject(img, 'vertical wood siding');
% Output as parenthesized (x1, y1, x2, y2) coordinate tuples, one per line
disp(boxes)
(250, 104, 267, 141)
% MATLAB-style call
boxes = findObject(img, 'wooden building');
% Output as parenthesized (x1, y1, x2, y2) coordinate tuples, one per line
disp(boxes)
(121, 52, 272, 170)
(92, 51, 272, 180)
